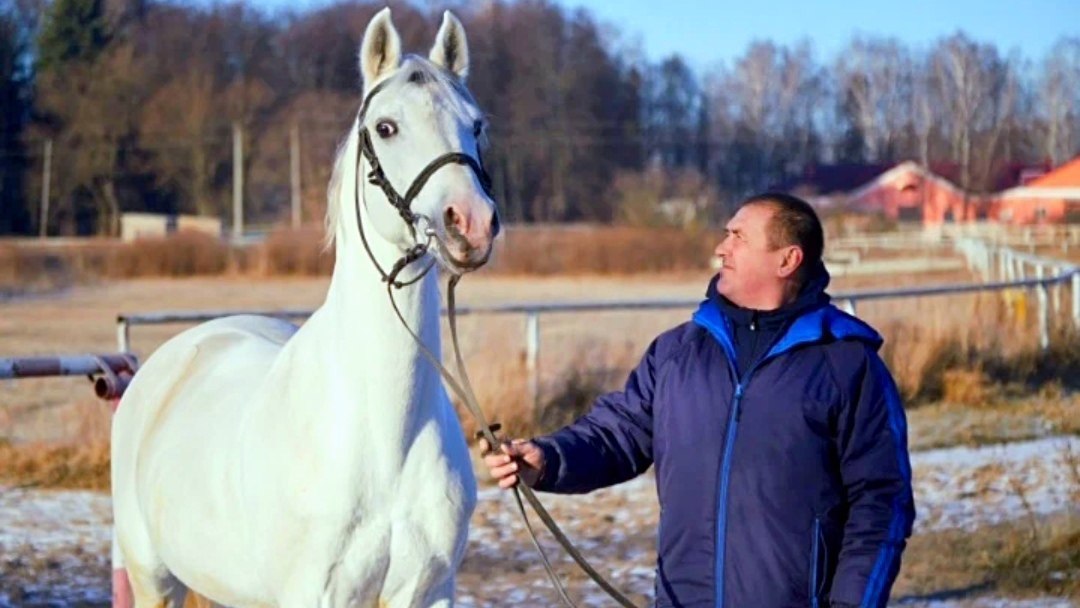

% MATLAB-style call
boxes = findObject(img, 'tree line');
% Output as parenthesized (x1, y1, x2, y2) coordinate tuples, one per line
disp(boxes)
(1, 0, 1078, 235)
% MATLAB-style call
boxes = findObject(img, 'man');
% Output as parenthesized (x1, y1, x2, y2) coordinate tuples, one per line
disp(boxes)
(481, 193, 915, 608)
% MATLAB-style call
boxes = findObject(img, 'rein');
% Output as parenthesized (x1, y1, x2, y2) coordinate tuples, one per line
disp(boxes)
(351, 77, 641, 607)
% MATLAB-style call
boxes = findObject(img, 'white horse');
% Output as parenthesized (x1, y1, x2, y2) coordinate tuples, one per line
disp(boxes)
(111, 9, 498, 607)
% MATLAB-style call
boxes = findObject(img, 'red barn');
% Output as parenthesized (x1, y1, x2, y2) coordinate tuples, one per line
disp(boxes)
(845, 161, 981, 224)
(992, 156, 1080, 224)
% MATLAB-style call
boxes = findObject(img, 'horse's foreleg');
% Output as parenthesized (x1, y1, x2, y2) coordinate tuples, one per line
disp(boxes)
(113, 568, 134, 608)
(124, 564, 189, 608)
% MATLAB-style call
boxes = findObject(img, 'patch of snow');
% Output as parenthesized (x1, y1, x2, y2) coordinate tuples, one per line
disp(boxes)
(911, 436, 1080, 533)
(1, 436, 1078, 605)
(896, 598, 1075, 608)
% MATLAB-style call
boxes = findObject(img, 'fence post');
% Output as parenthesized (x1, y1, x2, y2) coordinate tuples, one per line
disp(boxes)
(1053, 265, 1064, 318)
(290, 122, 302, 229)
(1073, 271, 1080, 330)
(39, 139, 52, 238)
(525, 311, 540, 412)
(1036, 264, 1049, 350)
(117, 318, 131, 354)
(839, 299, 857, 316)
(232, 121, 244, 241)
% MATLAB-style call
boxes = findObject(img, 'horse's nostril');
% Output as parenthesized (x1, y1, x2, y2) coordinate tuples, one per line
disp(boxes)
(490, 212, 501, 238)
(445, 206, 460, 230)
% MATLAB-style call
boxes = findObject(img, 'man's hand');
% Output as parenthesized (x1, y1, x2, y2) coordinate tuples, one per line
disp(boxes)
(478, 438, 546, 489)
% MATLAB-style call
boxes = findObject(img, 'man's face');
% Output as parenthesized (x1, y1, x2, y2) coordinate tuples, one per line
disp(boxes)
(714, 203, 792, 308)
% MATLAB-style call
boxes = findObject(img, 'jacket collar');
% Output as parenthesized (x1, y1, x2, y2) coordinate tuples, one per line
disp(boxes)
(694, 261, 881, 363)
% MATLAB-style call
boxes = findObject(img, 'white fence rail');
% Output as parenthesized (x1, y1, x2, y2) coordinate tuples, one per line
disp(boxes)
(115, 260, 1078, 408)
(5, 235, 1078, 410)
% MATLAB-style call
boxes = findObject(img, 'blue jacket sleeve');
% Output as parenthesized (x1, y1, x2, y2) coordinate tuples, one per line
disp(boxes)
(530, 334, 666, 494)
(829, 349, 916, 608)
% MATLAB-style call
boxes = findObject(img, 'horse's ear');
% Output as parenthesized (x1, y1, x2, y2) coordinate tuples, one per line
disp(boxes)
(359, 7, 402, 88)
(429, 10, 469, 80)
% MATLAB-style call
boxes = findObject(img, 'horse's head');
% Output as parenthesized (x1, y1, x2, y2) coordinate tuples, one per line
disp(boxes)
(351, 8, 499, 275)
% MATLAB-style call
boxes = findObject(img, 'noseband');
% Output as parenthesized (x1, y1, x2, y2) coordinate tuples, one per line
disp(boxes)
(353, 77, 494, 289)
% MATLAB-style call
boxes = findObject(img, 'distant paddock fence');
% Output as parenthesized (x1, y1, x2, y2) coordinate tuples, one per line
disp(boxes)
(4, 235, 1077, 408)
(116, 256, 1078, 409)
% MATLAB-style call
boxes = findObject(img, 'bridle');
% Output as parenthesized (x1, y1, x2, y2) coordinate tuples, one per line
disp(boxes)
(352, 77, 494, 289)
(351, 71, 641, 608)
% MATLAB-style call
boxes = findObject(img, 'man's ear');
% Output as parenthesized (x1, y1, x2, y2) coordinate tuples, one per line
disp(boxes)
(777, 246, 804, 279)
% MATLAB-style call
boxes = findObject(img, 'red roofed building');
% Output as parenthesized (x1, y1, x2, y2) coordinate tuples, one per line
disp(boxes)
(844, 162, 982, 224)
(991, 156, 1080, 224)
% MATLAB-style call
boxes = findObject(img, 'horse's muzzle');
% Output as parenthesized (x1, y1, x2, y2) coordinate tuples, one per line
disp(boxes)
(439, 202, 496, 271)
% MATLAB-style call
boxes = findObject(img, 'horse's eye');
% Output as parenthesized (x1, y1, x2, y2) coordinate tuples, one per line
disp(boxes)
(375, 120, 398, 139)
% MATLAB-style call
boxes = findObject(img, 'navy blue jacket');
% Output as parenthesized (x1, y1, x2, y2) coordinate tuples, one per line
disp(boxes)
(533, 272, 915, 608)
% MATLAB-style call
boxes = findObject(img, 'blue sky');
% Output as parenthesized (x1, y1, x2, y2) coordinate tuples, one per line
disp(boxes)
(250, 0, 1078, 69)
(561, 0, 1079, 70)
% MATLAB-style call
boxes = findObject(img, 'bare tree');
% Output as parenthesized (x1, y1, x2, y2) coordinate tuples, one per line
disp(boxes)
(141, 62, 224, 216)
(1037, 37, 1080, 165)
(910, 55, 938, 167)
(834, 37, 912, 162)
(705, 40, 823, 196)
(930, 33, 1010, 192)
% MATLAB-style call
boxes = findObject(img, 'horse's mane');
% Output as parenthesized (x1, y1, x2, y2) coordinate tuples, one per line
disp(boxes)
(325, 56, 484, 248)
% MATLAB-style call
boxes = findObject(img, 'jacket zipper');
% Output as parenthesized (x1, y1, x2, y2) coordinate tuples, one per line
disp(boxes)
(713, 382, 744, 608)
(696, 303, 823, 608)
(810, 517, 822, 608)
(713, 348, 782, 608)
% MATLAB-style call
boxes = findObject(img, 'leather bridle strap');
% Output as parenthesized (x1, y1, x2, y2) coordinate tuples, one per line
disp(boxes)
(353, 78, 493, 289)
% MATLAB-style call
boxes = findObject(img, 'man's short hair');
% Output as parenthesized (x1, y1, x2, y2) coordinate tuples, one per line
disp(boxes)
(739, 192, 824, 283)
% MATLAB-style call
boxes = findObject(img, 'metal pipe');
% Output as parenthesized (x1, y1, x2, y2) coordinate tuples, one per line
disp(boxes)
(0, 354, 136, 380)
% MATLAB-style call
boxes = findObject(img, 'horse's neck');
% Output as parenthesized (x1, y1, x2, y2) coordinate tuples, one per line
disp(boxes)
(300, 142, 445, 470)
(322, 238, 442, 384)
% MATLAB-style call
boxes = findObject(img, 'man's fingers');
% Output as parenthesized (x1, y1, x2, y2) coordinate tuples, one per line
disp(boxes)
(483, 451, 513, 466)
(502, 441, 530, 457)
(474, 424, 503, 451)
(498, 474, 519, 489)
(489, 461, 518, 479)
